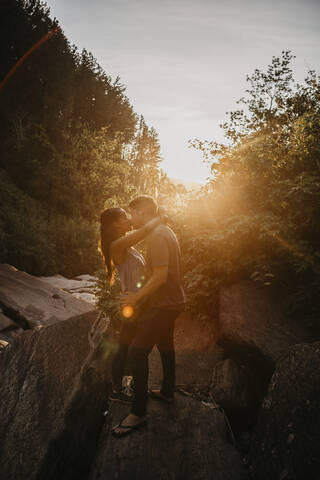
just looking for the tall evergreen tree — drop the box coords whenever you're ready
[0,0,163,276]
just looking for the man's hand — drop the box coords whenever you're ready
[120,265,168,310]
[120,291,141,308]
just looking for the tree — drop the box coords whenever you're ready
[0,0,163,276]
[189,52,320,328]
[126,115,162,197]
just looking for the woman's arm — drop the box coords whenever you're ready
[110,217,161,264]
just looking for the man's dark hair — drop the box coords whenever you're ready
[129,195,158,216]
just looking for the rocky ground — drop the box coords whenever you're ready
[0,264,319,480]
[39,273,98,305]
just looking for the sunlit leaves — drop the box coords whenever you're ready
[187,52,320,328]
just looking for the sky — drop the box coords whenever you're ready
[47,0,320,184]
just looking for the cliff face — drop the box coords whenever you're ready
[0,264,110,480]
[214,281,320,479]
[0,265,318,479]
[0,264,247,480]
[249,342,320,480]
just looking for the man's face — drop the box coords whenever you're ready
[129,207,146,229]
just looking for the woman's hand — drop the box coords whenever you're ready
[145,208,170,232]
[158,206,170,224]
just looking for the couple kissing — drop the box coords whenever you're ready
[99,195,186,438]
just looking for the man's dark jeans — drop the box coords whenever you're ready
[128,307,181,417]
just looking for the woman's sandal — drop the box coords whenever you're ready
[148,389,174,403]
[111,416,147,438]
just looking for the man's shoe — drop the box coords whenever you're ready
[109,390,134,404]
[148,389,174,403]
[111,415,147,438]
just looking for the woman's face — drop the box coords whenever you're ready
[114,209,132,236]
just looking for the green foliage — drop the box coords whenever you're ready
[188,51,320,329]
[93,269,123,330]
[2,2,318,334]
[125,115,163,198]
[0,168,101,275]
[0,169,56,274]
[0,0,163,276]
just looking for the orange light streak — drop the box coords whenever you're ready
[0,26,60,93]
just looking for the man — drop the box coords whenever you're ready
[112,195,186,437]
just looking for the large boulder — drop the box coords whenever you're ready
[90,392,249,480]
[249,342,320,480]
[211,358,257,409]
[0,307,23,341]
[0,264,96,329]
[217,281,313,382]
[0,264,112,479]
[210,358,265,434]
[39,273,98,305]
[214,281,316,434]
[0,311,111,480]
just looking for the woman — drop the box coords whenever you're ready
[99,207,160,403]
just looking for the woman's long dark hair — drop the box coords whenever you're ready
[98,207,126,285]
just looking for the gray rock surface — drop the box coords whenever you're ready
[0,264,96,329]
[211,358,255,411]
[90,393,249,480]
[218,280,313,369]
[0,308,22,349]
[249,342,320,480]
[75,274,98,283]
[0,308,15,330]
[0,310,110,480]
[39,273,98,305]
[71,291,97,304]
[38,273,97,291]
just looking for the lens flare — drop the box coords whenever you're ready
[122,305,134,319]
[0,27,60,93]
